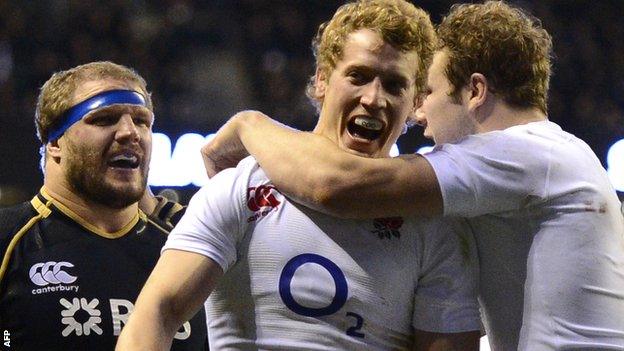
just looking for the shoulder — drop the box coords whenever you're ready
[180,157,264,230]
[0,201,39,267]
[425,122,565,185]
[440,122,562,161]
[208,156,265,188]
[193,156,269,204]
[239,155,270,185]
[0,202,36,239]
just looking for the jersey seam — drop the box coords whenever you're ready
[0,199,52,285]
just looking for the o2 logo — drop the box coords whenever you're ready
[278,253,365,338]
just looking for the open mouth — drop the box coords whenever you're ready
[347,116,384,141]
[108,153,140,169]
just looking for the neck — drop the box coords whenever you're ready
[477,100,547,133]
[43,178,139,234]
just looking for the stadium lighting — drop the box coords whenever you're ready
[607,139,624,192]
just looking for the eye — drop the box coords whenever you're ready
[133,114,152,127]
[89,114,117,126]
[347,70,367,85]
[384,79,406,96]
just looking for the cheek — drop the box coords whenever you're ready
[143,141,152,158]
[421,95,435,112]
[141,129,152,142]
[430,94,455,117]
[332,78,360,99]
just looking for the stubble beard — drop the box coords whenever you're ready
[64,140,147,209]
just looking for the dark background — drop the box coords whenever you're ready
[1,0,623,205]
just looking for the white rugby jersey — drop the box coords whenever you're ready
[164,157,480,350]
[424,120,624,351]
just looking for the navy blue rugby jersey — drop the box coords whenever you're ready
[0,188,207,350]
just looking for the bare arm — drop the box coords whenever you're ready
[202,111,442,218]
[413,330,480,351]
[115,249,223,350]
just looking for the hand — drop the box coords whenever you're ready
[201,111,262,177]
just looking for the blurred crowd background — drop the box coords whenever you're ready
[0,0,623,205]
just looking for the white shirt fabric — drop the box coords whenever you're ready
[424,120,624,351]
[164,157,480,350]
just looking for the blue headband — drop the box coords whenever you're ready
[47,89,148,142]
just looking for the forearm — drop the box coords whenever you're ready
[115,300,178,351]
[116,250,222,350]
[115,277,185,351]
[236,112,345,212]
[236,113,442,218]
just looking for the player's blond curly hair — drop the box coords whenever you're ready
[306,0,436,111]
[36,61,152,144]
[437,1,552,113]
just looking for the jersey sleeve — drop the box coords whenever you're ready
[423,133,550,217]
[162,158,256,272]
[412,218,481,333]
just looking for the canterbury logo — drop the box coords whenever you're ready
[29,261,78,286]
[247,185,281,212]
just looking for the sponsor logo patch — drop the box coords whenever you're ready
[60,297,103,336]
[29,261,79,295]
[247,185,282,222]
[372,217,404,239]
[57,298,192,339]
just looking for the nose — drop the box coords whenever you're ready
[115,114,140,143]
[360,78,387,110]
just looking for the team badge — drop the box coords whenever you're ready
[247,185,282,222]
[372,217,404,239]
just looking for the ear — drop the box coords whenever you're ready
[314,68,328,101]
[46,139,62,159]
[467,73,488,111]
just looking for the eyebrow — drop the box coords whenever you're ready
[345,64,411,83]
[83,105,153,121]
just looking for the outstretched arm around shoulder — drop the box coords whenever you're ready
[202,111,443,218]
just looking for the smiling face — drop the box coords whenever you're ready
[416,50,476,144]
[313,29,419,158]
[58,79,153,208]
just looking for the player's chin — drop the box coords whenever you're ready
[107,179,145,198]
[110,187,144,208]
[342,136,385,158]
[90,180,144,209]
